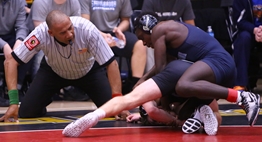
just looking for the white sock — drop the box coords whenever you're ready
[193,110,201,120]
[91,109,106,120]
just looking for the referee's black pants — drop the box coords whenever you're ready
[19,60,112,118]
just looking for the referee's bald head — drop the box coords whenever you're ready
[46,10,69,29]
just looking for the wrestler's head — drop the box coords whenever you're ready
[134,12,158,47]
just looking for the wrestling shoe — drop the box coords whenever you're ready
[239,91,260,126]
[199,105,218,135]
[182,118,202,134]
[62,113,99,137]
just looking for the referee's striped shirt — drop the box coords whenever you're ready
[13,16,114,80]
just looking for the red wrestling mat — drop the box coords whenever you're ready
[0,126,261,142]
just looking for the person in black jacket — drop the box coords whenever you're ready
[232,0,262,91]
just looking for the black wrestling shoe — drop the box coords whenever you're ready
[182,118,202,134]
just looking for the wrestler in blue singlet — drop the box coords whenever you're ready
[152,23,236,96]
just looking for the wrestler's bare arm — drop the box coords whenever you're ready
[151,21,187,74]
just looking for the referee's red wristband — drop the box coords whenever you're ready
[112,93,123,98]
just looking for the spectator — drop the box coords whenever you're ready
[25,5,31,14]
[24,0,32,14]
[0,0,29,107]
[232,0,262,91]
[141,0,195,25]
[130,0,143,10]
[79,0,147,91]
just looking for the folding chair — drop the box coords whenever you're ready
[220,0,235,45]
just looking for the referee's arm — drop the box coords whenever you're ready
[0,47,20,122]
[105,58,122,96]
[4,50,19,91]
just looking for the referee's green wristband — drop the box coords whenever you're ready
[8,90,19,105]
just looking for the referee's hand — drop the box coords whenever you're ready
[0,104,19,122]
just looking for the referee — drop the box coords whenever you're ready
[0,10,123,122]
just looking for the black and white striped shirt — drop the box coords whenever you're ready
[13,17,114,79]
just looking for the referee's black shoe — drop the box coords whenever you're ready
[0,97,9,107]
